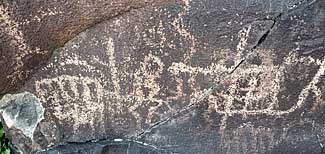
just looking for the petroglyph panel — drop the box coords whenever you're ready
[0,0,177,95]
[2,0,324,153]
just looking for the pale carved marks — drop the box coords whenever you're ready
[140,49,325,153]
[167,49,282,127]
[34,75,105,137]
[310,68,325,112]
[291,55,325,112]
[236,24,253,57]
[31,4,324,136]
[28,36,116,140]
[105,37,120,96]
[12,3,324,152]
[27,35,174,139]
[236,20,275,59]
[0,0,179,96]
[25,6,213,140]
[131,54,171,126]
[0,4,46,93]
[171,0,198,63]
[167,48,324,128]
[29,7,63,24]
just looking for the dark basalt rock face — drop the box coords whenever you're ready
[0,0,324,153]
[0,0,175,95]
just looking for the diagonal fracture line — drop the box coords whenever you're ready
[134,11,281,140]
[134,0,319,140]
[134,15,278,140]
[36,138,168,153]
[135,57,245,139]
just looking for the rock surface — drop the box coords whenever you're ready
[0,0,175,95]
[0,92,44,154]
[0,0,325,153]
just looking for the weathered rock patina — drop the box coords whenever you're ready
[0,0,176,95]
[0,0,324,153]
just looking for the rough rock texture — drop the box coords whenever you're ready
[0,0,176,95]
[0,0,325,153]
[0,92,44,154]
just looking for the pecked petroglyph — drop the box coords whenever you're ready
[2,0,325,153]
[169,48,324,126]
[0,0,179,96]
[0,5,46,87]
[171,0,198,63]
[22,7,324,138]
[26,36,176,136]
[34,75,105,132]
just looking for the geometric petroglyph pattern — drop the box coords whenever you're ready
[29,36,177,136]
[30,33,325,138]
[21,0,325,144]
[0,0,321,153]
[171,50,324,122]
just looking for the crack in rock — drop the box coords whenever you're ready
[133,12,282,140]
[134,58,244,139]
[36,138,168,154]
[133,0,322,140]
